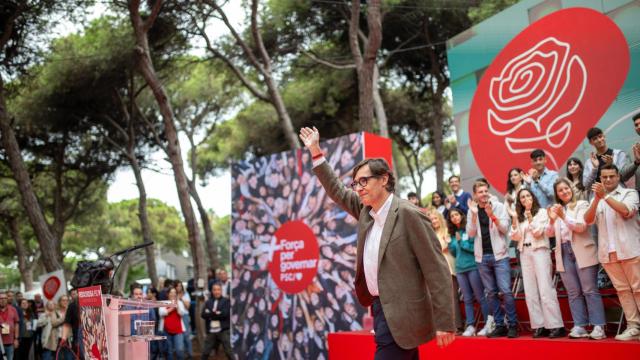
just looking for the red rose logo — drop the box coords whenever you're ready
[469,8,629,193]
[43,276,61,300]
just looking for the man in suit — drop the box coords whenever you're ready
[201,283,232,359]
[299,127,455,360]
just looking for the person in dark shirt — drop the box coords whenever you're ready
[201,283,232,359]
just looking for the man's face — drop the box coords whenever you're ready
[35,294,42,302]
[0,293,7,309]
[600,169,619,192]
[6,291,13,302]
[132,288,144,300]
[353,165,388,208]
[634,118,640,136]
[532,156,546,172]
[589,133,607,150]
[16,292,23,301]
[212,285,222,298]
[449,177,460,192]
[408,196,419,205]
[474,185,490,205]
[219,270,228,282]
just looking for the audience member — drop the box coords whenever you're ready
[447,175,472,214]
[504,167,527,211]
[467,181,518,338]
[509,189,565,338]
[583,127,628,191]
[447,208,493,337]
[37,300,64,360]
[524,149,558,208]
[546,178,606,339]
[159,287,188,359]
[620,113,640,192]
[0,290,20,360]
[585,164,640,341]
[201,283,233,359]
[565,158,587,201]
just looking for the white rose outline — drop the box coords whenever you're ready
[487,37,587,168]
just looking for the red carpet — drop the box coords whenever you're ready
[328,331,639,360]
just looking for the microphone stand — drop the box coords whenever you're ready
[109,242,155,295]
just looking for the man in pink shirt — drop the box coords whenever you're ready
[585,164,640,341]
[0,290,20,360]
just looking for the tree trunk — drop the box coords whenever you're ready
[372,64,388,137]
[7,216,34,291]
[0,78,63,272]
[131,156,159,288]
[128,0,207,347]
[115,256,131,294]
[264,75,300,149]
[189,183,219,270]
[432,109,445,192]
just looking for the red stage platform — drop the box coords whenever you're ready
[328,331,639,360]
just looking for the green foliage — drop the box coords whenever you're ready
[468,0,520,24]
[211,214,230,270]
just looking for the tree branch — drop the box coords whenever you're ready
[143,0,164,32]
[302,51,356,70]
[348,0,363,68]
[250,0,272,73]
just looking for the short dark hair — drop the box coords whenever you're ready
[129,282,142,294]
[633,112,640,122]
[472,180,489,193]
[599,164,619,176]
[530,149,546,159]
[586,127,603,141]
[476,177,490,188]
[448,175,460,183]
[407,192,417,198]
[352,158,395,192]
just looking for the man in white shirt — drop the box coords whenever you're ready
[299,127,455,359]
[585,164,640,341]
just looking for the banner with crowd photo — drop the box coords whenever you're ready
[447,0,640,193]
[230,132,392,360]
[78,285,109,360]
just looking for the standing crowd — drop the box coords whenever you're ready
[409,114,640,341]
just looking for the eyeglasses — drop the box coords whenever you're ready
[350,175,380,190]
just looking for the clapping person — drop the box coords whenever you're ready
[545,178,606,339]
[431,190,449,219]
[159,287,188,360]
[508,189,565,338]
[524,149,558,208]
[584,164,640,341]
[447,208,493,337]
[447,175,472,214]
[37,301,64,360]
[620,112,640,193]
[583,127,628,191]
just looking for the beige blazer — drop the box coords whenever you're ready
[314,161,455,349]
[544,201,598,272]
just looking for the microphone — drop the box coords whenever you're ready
[111,242,154,257]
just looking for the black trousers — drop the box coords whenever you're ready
[372,298,419,360]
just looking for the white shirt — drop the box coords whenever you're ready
[363,194,393,296]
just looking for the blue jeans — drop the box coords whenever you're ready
[560,242,606,326]
[167,332,185,360]
[2,344,13,360]
[42,349,55,360]
[477,254,518,326]
[457,269,489,326]
[182,314,193,356]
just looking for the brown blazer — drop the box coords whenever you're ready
[314,161,455,349]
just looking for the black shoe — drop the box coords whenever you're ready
[549,327,567,338]
[487,325,509,338]
[507,326,519,338]
[533,328,550,338]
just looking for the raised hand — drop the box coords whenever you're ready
[468,199,478,214]
[524,209,533,222]
[448,194,457,206]
[633,143,640,162]
[591,182,606,199]
[555,205,565,220]
[590,152,599,168]
[506,205,517,219]
[299,127,320,149]
[547,206,558,221]
[601,154,613,166]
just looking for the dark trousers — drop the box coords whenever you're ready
[372,298,418,360]
[201,329,233,359]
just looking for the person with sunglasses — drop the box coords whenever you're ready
[299,127,455,360]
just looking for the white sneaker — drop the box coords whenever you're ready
[462,325,476,337]
[589,325,606,340]
[477,315,495,336]
[568,326,589,338]
[614,327,640,341]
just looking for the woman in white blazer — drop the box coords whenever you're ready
[509,188,565,338]
[545,178,606,339]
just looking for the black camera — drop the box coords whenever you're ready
[70,258,115,292]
